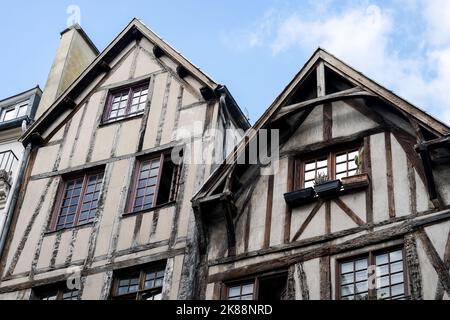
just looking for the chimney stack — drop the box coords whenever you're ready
[36,24,99,118]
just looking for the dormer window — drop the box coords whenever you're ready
[103,81,149,123]
[0,101,28,122]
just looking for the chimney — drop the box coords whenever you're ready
[36,24,99,118]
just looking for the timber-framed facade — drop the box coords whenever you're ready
[0,20,449,301]
[192,49,450,300]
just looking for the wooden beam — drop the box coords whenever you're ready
[417,228,450,296]
[435,229,450,300]
[404,233,423,300]
[273,87,374,121]
[333,198,365,226]
[385,132,396,218]
[284,157,295,243]
[320,256,331,299]
[207,211,450,283]
[364,136,373,225]
[263,175,274,249]
[317,61,326,97]
[323,102,332,141]
[292,200,324,242]
[296,262,310,300]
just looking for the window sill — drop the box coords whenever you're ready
[122,201,176,218]
[99,113,144,127]
[45,221,94,235]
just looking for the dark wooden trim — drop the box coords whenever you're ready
[320,256,331,300]
[435,229,450,300]
[407,158,417,215]
[209,207,450,267]
[292,200,324,242]
[416,228,450,296]
[323,102,332,141]
[263,175,274,249]
[404,233,423,299]
[296,262,309,300]
[333,198,364,226]
[285,265,296,300]
[363,136,373,224]
[385,132,396,218]
[325,200,331,234]
[284,157,294,243]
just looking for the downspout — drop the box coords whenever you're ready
[0,141,32,258]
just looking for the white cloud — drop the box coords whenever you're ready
[423,0,450,45]
[225,1,450,125]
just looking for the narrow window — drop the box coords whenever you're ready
[128,151,181,213]
[338,247,407,300]
[111,264,165,300]
[227,282,255,300]
[52,170,104,231]
[32,284,79,300]
[104,82,149,122]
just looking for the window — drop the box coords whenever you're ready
[338,247,407,300]
[103,82,149,122]
[296,145,362,189]
[225,271,288,300]
[32,284,79,300]
[52,169,104,231]
[128,150,182,213]
[111,264,165,300]
[335,149,359,180]
[0,101,28,122]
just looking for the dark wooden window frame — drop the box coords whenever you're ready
[50,167,105,231]
[126,149,182,214]
[295,141,362,189]
[222,269,287,300]
[335,245,409,300]
[102,79,150,124]
[110,262,166,300]
[32,283,79,300]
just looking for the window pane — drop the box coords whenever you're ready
[228,286,241,298]
[336,163,347,174]
[2,108,16,121]
[377,275,389,288]
[242,284,254,295]
[341,273,354,285]
[341,284,354,296]
[391,272,404,285]
[355,259,368,271]
[389,250,403,262]
[355,270,367,282]
[375,253,388,265]
[336,153,347,163]
[341,261,354,274]
[305,162,316,171]
[391,261,403,273]
[391,284,404,297]
[304,170,315,181]
[355,281,368,293]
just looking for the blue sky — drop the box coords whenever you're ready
[1,0,449,125]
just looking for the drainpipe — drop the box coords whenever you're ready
[0,141,32,258]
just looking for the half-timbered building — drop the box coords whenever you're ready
[193,49,450,300]
[0,19,249,300]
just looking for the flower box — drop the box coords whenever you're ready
[284,187,316,208]
[314,179,342,197]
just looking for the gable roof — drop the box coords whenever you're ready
[21,18,249,145]
[193,48,450,199]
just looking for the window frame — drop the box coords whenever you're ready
[126,149,182,214]
[50,168,105,231]
[0,100,28,123]
[336,245,409,300]
[222,269,288,300]
[102,80,150,124]
[110,263,166,300]
[295,142,362,189]
[32,284,80,300]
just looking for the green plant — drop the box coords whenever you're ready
[314,172,329,185]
